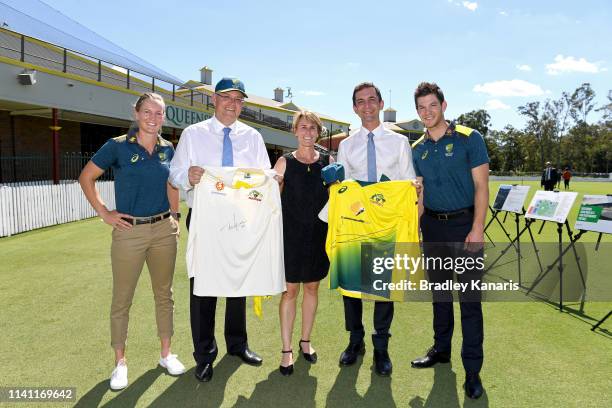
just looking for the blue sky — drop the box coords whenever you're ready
[33,0,612,131]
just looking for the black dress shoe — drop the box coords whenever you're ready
[230,347,263,366]
[410,347,450,368]
[464,372,484,399]
[373,350,393,376]
[299,339,317,363]
[279,350,294,376]
[195,362,213,382]
[339,341,365,366]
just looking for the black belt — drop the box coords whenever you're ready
[122,212,171,225]
[424,206,474,221]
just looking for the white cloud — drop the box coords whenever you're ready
[300,90,325,96]
[499,11,508,16]
[516,64,532,72]
[462,1,478,11]
[473,79,545,97]
[485,99,510,110]
[546,55,603,75]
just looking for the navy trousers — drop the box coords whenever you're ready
[420,211,484,373]
[187,209,248,364]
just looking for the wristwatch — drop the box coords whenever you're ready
[171,211,181,220]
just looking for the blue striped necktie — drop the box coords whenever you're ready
[222,127,233,167]
[367,132,377,182]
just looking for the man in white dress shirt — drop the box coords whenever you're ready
[336,82,417,377]
[169,77,271,382]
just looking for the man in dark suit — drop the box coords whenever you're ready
[541,161,559,191]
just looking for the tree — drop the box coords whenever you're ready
[494,126,526,172]
[517,101,556,169]
[545,92,572,168]
[595,90,612,125]
[455,109,491,136]
[569,83,596,124]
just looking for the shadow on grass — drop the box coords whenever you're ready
[147,354,241,407]
[539,301,612,339]
[408,364,489,408]
[234,358,317,407]
[325,357,396,407]
[74,367,163,408]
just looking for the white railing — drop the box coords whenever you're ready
[0,181,115,237]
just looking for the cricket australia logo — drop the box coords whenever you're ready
[248,190,263,201]
[445,143,454,157]
[158,152,166,161]
[370,193,386,207]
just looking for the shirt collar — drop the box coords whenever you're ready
[424,121,455,143]
[359,122,384,139]
[211,115,237,134]
[127,128,163,147]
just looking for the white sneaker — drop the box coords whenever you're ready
[110,360,128,390]
[159,354,186,375]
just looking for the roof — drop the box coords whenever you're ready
[0,0,184,85]
[182,83,349,125]
[394,119,424,132]
[382,122,404,132]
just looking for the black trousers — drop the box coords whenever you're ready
[187,209,248,364]
[420,211,484,374]
[343,296,394,350]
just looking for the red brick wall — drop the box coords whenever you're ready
[0,110,13,157]
[0,111,81,156]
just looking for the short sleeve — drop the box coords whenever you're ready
[91,139,117,170]
[467,130,489,168]
[162,140,175,162]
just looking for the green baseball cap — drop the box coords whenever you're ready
[215,77,248,98]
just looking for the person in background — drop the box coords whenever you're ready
[273,111,332,376]
[562,167,572,190]
[541,161,559,191]
[79,92,185,391]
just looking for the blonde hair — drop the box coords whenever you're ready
[134,92,165,112]
[292,110,323,135]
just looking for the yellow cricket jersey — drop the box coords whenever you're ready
[326,180,423,301]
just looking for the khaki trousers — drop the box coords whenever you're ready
[109,216,179,349]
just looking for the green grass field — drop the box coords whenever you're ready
[0,180,610,407]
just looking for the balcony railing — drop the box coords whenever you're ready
[0,27,303,135]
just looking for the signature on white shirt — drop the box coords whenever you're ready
[220,213,247,232]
